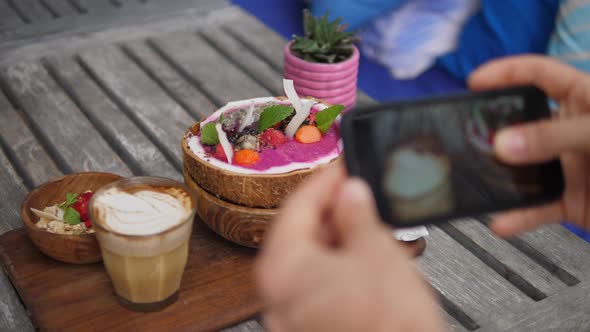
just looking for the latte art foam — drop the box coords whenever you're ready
[93,188,192,236]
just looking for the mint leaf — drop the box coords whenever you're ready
[258,105,294,133]
[59,193,78,210]
[316,105,344,134]
[200,122,219,145]
[63,207,81,225]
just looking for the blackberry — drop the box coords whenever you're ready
[241,124,259,136]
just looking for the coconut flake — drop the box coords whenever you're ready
[238,101,256,132]
[283,79,302,114]
[285,100,316,139]
[31,208,63,222]
[216,123,234,164]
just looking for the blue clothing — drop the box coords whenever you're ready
[548,0,590,73]
[311,0,408,31]
[438,0,560,80]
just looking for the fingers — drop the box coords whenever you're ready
[468,55,585,100]
[489,201,565,237]
[264,162,346,253]
[330,178,388,250]
[494,117,590,164]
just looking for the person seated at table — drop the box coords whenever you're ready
[256,55,590,331]
[310,0,560,80]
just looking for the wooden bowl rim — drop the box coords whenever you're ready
[183,168,280,215]
[20,172,123,240]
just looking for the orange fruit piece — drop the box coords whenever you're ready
[235,149,260,165]
[295,125,322,144]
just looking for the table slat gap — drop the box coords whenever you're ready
[477,218,581,286]
[45,54,181,181]
[221,23,284,73]
[64,0,87,14]
[0,62,133,176]
[122,39,216,119]
[118,43,207,121]
[436,290,480,331]
[198,29,283,96]
[439,223,547,301]
[37,0,62,19]
[149,32,270,105]
[76,53,185,172]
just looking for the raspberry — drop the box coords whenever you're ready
[260,128,287,149]
[213,144,228,162]
[72,192,94,222]
[84,219,92,229]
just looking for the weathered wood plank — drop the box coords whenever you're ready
[0,145,27,234]
[222,319,265,332]
[46,55,181,181]
[417,226,532,327]
[223,10,286,72]
[482,279,590,331]
[0,271,34,332]
[75,0,116,12]
[150,31,269,106]
[0,0,25,31]
[78,45,196,170]
[121,40,216,119]
[449,219,566,296]
[43,0,79,17]
[200,26,283,96]
[0,90,62,188]
[0,62,133,177]
[8,0,54,22]
[517,224,590,281]
[440,310,469,332]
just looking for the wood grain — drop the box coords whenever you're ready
[483,279,590,331]
[417,226,531,328]
[200,27,284,96]
[78,45,196,171]
[0,62,133,177]
[0,89,63,188]
[184,167,277,248]
[8,0,54,23]
[449,219,566,296]
[0,135,35,332]
[122,40,216,119]
[20,172,123,264]
[0,221,261,331]
[150,31,269,106]
[46,55,181,182]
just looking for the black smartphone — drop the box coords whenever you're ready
[342,86,565,227]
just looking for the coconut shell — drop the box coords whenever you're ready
[183,126,336,208]
[181,97,341,208]
[183,167,277,248]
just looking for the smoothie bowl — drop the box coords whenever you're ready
[182,79,344,209]
[182,80,343,246]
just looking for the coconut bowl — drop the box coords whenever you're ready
[182,122,335,209]
[20,172,123,264]
[184,167,276,248]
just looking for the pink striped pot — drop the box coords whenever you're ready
[284,42,360,111]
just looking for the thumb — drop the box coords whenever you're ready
[494,117,590,164]
[331,178,384,249]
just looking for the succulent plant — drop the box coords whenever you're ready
[291,9,357,64]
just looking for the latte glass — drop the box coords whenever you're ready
[89,177,196,312]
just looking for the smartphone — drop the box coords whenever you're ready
[342,86,565,227]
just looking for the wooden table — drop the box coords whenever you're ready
[0,2,589,331]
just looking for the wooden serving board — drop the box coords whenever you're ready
[0,219,260,332]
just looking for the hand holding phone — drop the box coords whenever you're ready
[342,85,565,227]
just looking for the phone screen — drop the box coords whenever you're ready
[343,87,564,227]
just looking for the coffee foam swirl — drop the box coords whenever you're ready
[93,188,191,236]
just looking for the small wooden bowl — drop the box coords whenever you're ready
[185,168,427,256]
[184,168,275,248]
[20,172,123,264]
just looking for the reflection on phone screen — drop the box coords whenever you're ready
[380,95,545,224]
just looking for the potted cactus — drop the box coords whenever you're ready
[284,10,360,111]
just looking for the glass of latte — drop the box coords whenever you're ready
[89,177,196,312]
